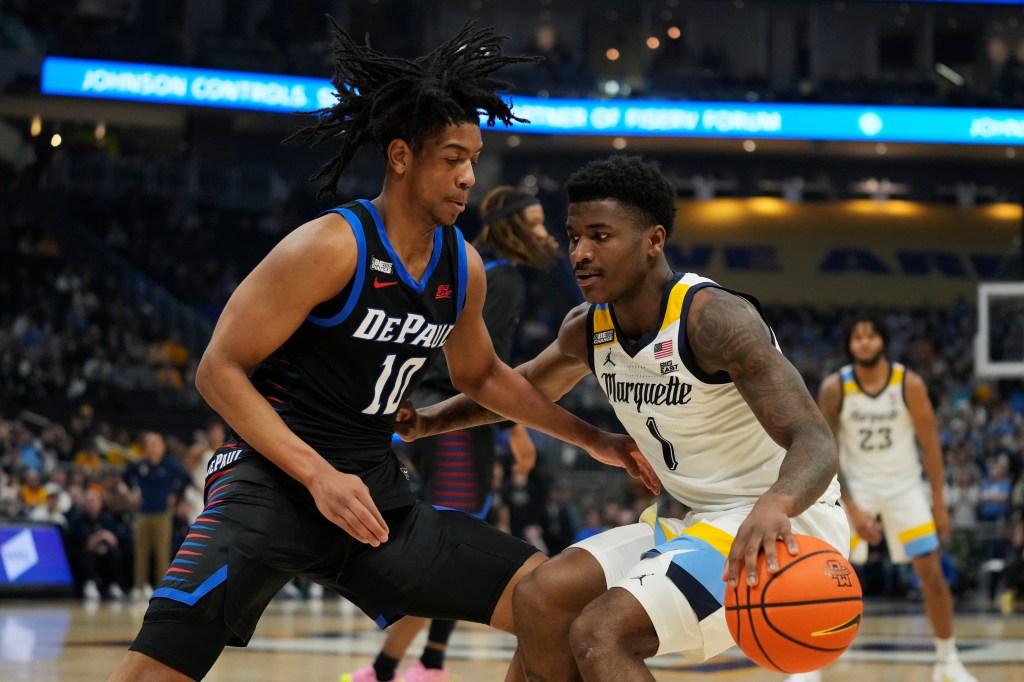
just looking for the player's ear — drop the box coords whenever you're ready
[647,224,667,256]
[386,138,411,176]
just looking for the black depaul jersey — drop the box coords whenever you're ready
[246,199,468,508]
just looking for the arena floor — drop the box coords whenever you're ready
[2,596,1022,681]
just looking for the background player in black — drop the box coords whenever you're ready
[344,186,558,682]
[106,20,657,682]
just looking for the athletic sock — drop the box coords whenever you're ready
[420,645,446,670]
[373,651,399,681]
[427,619,457,648]
[935,636,956,662]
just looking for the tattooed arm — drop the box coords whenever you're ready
[685,287,838,587]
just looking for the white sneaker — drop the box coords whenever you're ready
[932,660,977,682]
[785,672,822,682]
[83,580,101,601]
[309,583,324,600]
[108,583,125,600]
[130,587,148,602]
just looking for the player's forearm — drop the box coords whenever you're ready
[455,362,598,450]
[416,393,506,436]
[767,425,839,517]
[920,446,946,504]
[195,357,331,486]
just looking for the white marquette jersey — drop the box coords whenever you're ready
[837,362,922,494]
[587,272,840,512]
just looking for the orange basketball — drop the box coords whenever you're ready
[724,534,862,674]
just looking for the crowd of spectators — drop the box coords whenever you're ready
[3,231,1023,605]
[0,97,1022,611]
[0,191,202,412]
[0,407,222,601]
[65,191,288,321]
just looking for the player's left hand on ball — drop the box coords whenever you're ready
[722,493,797,587]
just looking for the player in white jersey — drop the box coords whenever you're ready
[792,317,975,682]
[396,156,849,681]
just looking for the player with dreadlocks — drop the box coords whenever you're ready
[106,19,657,682]
[343,185,559,682]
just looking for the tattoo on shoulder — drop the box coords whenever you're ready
[689,291,772,374]
[692,291,836,505]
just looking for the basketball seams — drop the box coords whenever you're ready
[728,584,744,648]
[724,595,862,610]
[724,538,862,674]
[761,548,840,596]
[759,549,861,656]
[743,582,786,672]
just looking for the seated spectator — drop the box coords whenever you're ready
[28,482,68,529]
[573,508,605,544]
[979,455,1013,523]
[74,442,104,478]
[20,469,47,510]
[67,488,125,600]
[0,470,22,518]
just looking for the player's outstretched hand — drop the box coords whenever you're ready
[394,400,426,442]
[308,469,389,546]
[722,493,796,587]
[587,432,661,495]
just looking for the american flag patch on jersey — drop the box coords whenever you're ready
[653,340,673,359]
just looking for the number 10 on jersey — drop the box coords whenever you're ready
[363,354,426,415]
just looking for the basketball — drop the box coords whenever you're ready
[724,534,863,674]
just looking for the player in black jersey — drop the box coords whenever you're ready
[344,186,558,682]
[106,20,657,682]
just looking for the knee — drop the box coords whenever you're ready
[915,553,947,588]
[568,609,610,664]
[512,557,577,606]
[512,560,559,618]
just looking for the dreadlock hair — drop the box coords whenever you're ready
[565,156,678,236]
[473,186,557,269]
[286,17,539,200]
[842,314,890,360]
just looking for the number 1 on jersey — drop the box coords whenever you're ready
[363,354,427,415]
[646,417,678,470]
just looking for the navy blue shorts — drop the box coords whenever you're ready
[129,456,537,680]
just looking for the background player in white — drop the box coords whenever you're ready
[397,155,849,681]
[793,317,975,682]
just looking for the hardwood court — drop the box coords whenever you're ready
[2,596,1022,681]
